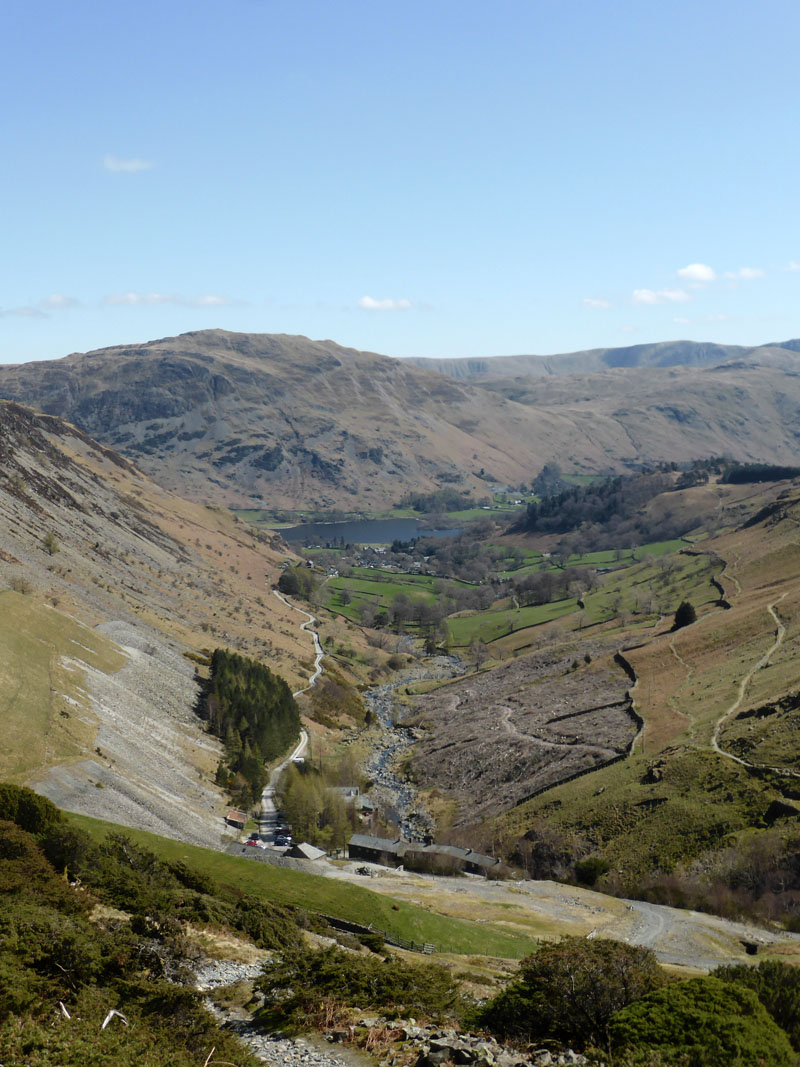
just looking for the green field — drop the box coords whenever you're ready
[580,550,720,626]
[495,540,686,581]
[68,813,535,958]
[326,569,464,622]
[447,597,581,646]
[447,544,719,646]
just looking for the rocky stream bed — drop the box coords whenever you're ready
[363,655,465,841]
[196,959,586,1067]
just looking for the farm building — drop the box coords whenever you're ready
[404,843,501,875]
[348,834,407,867]
[347,835,502,876]
[225,808,247,830]
[287,842,327,861]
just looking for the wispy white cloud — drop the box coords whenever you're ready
[677,262,716,283]
[724,267,764,280]
[582,297,611,309]
[103,155,154,173]
[40,293,79,309]
[673,317,690,325]
[633,288,690,305]
[104,291,233,308]
[194,294,229,307]
[0,305,47,319]
[358,295,413,311]
[0,293,80,318]
[788,261,800,272]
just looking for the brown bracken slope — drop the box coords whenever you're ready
[3,330,800,509]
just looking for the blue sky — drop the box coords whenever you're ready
[3,0,800,363]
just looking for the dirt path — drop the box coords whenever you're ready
[498,704,612,758]
[272,590,325,695]
[256,590,325,839]
[712,595,787,764]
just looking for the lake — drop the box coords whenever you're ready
[278,517,461,545]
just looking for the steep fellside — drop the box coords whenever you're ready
[0,400,312,843]
[4,331,800,511]
[0,331,570,509]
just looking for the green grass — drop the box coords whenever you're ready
[495,540,686,581]
[499,745,776,885]
[580,551,720,625]
[67,813,535,958]
[0,592,126,780]
[325,570,471,623]
[447,597,580,646]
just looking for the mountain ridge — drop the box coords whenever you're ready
[407,338,800,379]
[3,330,800,511]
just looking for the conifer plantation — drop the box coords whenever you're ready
[204,650,300,806]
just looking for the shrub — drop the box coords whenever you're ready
[575,856,610,886]
[711,959,800,1050]
[255,943,461,1023]
[475,936,664,1049]
[0,783,64,836]
[672,601,697,631]
[609,976,796,1066]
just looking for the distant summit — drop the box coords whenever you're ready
[407,338,800,380]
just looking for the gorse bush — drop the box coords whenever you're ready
[0,811,263,1065]
[0,784,302,952]
[711,960,800,1051]
[255,943,462,1024]
[475,937,664,1049]
[609,976,797,1067]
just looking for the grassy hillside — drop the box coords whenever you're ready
[0,591,125,781]
[68,812,535,959]
[483,487,800,908]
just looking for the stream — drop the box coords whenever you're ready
[363,655,464,841]
[275,583,463,841]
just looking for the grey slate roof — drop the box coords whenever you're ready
[348,833,406,854]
